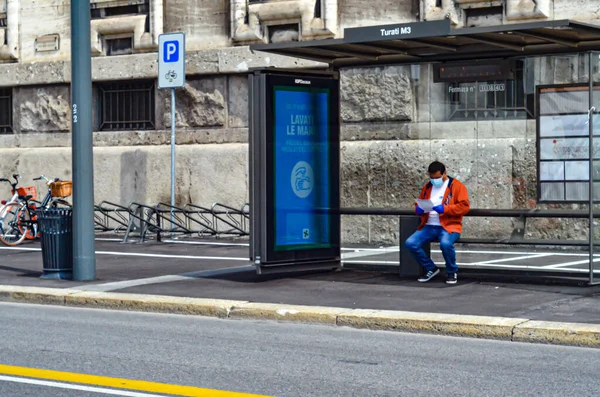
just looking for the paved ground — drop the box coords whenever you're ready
[1,302,599,397]
[1,237,600,324]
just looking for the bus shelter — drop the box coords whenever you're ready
[249,19,600,285]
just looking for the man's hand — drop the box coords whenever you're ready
[432,205,444,214]
[416,206,425,215]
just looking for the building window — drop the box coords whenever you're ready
[0,88,12,134]
[91,0,150,32]
[97,81,155,131]
[103,36,133,56]
[436,60,534,121]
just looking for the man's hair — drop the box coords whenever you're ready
[428,161,446,175]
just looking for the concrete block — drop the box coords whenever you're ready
[0,286,69,305]
[65,291,247,319]
[228,75,249,128]
[337,309,527,339]
[230,302,347,324]
[513,320,600,347]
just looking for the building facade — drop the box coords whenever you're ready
[0,0,599,244]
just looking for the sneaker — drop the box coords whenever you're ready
[446,273,458,285]
[418,269,440,283]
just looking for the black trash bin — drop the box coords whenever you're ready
[36,208,73,280]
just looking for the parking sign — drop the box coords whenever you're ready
[158,32,185,89]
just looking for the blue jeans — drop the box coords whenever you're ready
[405,225,460,274]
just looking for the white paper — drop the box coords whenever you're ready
[416,199,434,212]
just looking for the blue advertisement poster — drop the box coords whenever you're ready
[273,86,332,251]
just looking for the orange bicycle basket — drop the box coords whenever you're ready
[50,180,72,198]
[12,186,38,200]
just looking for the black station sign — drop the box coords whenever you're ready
[343,20,451,43]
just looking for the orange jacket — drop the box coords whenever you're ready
[416,177,470,234]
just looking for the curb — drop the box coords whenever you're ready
[1,285,599,348]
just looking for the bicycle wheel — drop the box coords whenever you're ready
[17,205,38,240]
[0,202,29,246]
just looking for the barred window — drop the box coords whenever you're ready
[91,0,150,32]
[97,81,155,131]
[444,61,534,121]
[0,88,12,134]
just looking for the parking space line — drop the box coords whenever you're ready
[0,364,269,397]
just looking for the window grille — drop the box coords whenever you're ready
[446,62,534,121]
[0,88,12,134]
[98,81,155,131]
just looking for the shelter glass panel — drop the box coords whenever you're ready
[591,52,600,284]
[336,54,600,277]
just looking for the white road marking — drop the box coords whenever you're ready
[461,253,554,266]
[0,246,39,252]
[162,239,250,247]
[0,375,168,397]
[73,265,254,292]
[98,237,251,247]
[0,246,248,261]
[342,247,399,260]
[542,258,600,269]
[341,260,583,270]
[1,244,597,270]
[96,251,249,261]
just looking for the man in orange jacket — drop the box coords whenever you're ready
[405,161,470,284]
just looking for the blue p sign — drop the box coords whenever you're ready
[163,41,179,63]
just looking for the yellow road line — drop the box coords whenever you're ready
[0,364,271,397]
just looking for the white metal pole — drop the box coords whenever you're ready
[171,88,176,238]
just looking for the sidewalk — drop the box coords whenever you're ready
[1,239,600,347]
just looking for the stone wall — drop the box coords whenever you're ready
[0,144,248,208]
[165,0,229,50]
[0,56,594,246]
[14,85,70,133]
[339,0,416,30]
[3,0,600,246]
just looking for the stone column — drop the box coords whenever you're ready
[3,0,18,60]
[231,0,261,43]
[152,0,163,44]
[323,0,338,37]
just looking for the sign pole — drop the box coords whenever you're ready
[71,0,96,281]
[158,32,185,239]
[171,87,176,238]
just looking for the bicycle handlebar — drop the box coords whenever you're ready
[34,175,60,185]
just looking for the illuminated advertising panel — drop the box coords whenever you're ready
[251,71,340,270]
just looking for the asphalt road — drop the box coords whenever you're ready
[0,303,599,397]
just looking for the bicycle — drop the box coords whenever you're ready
[0,176,71,246]
[0,174,37,245]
